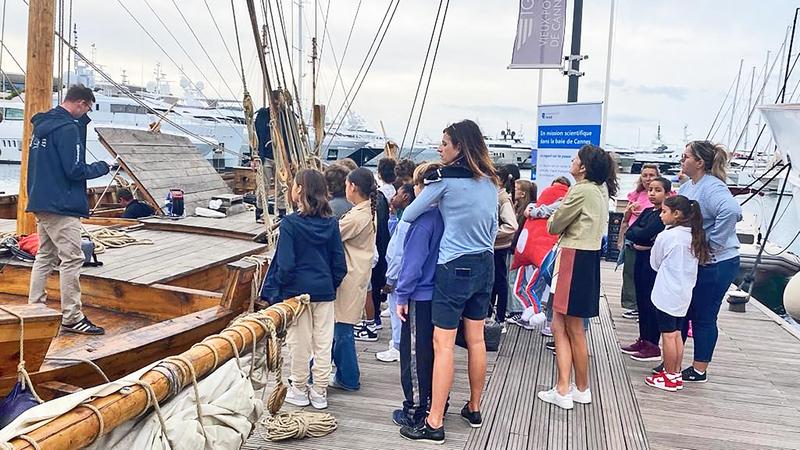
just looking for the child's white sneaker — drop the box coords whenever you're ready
[285,383,310,407]
[376,346,400,362]
[537,387,574,410]
[309,387,328,409]
[570,384,592,404]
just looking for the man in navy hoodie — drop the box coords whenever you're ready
[27,85,111,335]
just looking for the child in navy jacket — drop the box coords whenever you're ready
[261,169,347,409]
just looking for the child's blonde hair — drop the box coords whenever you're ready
[412,161,443,186]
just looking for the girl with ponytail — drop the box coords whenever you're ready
[675,141,742,382]
[330,167,378,390]
[645,195,709,392]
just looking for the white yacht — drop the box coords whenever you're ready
[484,127,532,168]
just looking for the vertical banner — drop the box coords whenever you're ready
[534,102,603,190]
[508,0,567,69]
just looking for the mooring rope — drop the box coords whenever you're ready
[84,227,153,254]
[0,305,44,404]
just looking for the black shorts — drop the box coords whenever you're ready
[656,309,685,333]
[431,251,494,330]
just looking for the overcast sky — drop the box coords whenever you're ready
[2,0,798,150]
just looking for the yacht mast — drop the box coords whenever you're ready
[296,0,303,110]
[17,0,56,235]
[728,58,743,150]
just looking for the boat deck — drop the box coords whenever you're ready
[244,262,800,450]
[0,216,266,286]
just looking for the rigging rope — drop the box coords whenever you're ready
[325,0,400,153]
[121,0,246,144]
[408,0,449,157]
[203,0,241,80]
[400,0,446,153]
[322,0,362,109]
[0,305,45,405]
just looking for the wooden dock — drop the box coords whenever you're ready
[244,261,800,450]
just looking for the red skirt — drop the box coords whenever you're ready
[552,247,601,318]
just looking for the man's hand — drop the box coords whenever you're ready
[381,283,394,295]
[396,303,408,322]
[107,162,120,172]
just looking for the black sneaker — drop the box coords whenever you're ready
[354,323,378,342]
[392,409,417,427]
[545,341,556,351]
[651,362,664,374]
[62,317,105,335]
[505,312,522,324]
[400,420,445,445]
[681,366,707,383]
[460,403,482,428]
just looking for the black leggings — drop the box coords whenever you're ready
[633,249,660,345]
[490,248,511,322]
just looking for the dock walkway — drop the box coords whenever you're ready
[244,261,800,450]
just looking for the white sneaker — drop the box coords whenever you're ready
[285,384,310,407]
[570,385,592,404]
[309,387,328,409]
[376,346,400,362]
[537,387,573,410]
[380,308,391,318]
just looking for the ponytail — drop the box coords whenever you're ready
[664,195,711,264]
[347,167,379,230]
[688,140,728,181]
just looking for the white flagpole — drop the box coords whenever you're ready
[600,0,617,148]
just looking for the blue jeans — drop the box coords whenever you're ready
[332,322,360,390]
[682,256,741,363]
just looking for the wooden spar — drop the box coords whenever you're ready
[16,0,56,235]
[8,296,308,450]
[245,0,292,184]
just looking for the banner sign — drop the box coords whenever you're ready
[532,102,603,190]
[509,0,567,69]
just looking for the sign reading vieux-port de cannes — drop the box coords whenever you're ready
[533,101,603,191]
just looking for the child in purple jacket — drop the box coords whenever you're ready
[392,162,445,427]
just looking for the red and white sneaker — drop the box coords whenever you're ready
[645,371,679,392]
[672,373,684,390]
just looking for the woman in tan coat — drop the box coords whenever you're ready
[331,167,377,390]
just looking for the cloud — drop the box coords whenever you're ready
[630,85,689,101]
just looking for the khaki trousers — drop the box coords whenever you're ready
[286,301,335,394]
[28,212,85,325]
[257,158,287,211]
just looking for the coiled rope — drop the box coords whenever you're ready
[258,411,337,441]
[83,227,153,254]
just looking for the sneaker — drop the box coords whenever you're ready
[545,341,556,351]
[645,371,679,392]
[673,373,684,390]
[630,341,661,362]
[392,409,417,427]
[537,387,573,410]
[460,403,482,428]
[400,420,445,444]
[510,315,535,330]
[622,309,639,320]
[380,308,391,318]
[354,323,379,342]
[620,338,645,355]
[61,317,105,335]
[284,384,310,407]
[681,366,707,383]
[506,312,522,324]
[651,362,664,374]
[309,387,328,409]
[570,385,592,404]
[376,346,400,362]
[540,325,553,337]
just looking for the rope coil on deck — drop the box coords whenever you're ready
[84,227,153,254]
[258,411,337,441]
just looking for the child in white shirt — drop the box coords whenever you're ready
[646,195,711,392]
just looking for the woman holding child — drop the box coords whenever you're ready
[537,144,618,410]
[399,119,498,444]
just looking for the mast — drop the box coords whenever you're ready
[728,58,743,150]
[600,0,616,147]
[745,65,754,150]
[296,0,303,110]
[17,0,56,235]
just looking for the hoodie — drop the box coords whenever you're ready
[26,106,110,217]
[261,212,347,302]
